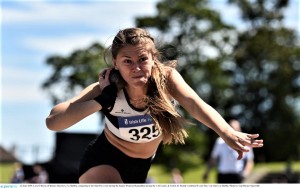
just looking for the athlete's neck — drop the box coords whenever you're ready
[125,85,147,101]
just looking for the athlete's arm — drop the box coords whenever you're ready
[46,82,102,131]
[167,68,233,135]
[167,68,263,159]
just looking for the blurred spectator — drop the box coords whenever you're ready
[203,119,254,183]
[171,168,183,183]
[145,176,156,183]
[284,160,292,181]
[11,162,24,183]
[29,164,49,183]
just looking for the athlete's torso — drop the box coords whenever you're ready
[103,89,163,158]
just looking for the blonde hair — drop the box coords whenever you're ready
[105,28,189,144]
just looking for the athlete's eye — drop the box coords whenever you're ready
[124,59,133,64]
[139,56,148,63]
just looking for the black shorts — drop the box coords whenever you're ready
[79,132,153,183]
[217,173,243,183]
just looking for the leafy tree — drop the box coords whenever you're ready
[136,0,238,169]
[42,0,300,168]
[136,0,300,163]
[227,0,300,161]
[42,0,233,171]
[42,43,106,105]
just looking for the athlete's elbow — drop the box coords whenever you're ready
[46,116,55,131]
[45,115,64,131]
[45,104,67,131]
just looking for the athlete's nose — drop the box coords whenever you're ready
[131,62,141,72]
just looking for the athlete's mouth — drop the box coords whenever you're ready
[132,75,144,79]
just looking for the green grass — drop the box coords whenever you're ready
[1,161,300,183]
[257,161,300,171]
[251,161,300,175]
[148,164,215,183]
[147,165,171,183]
[0,163,15,183]
[148,161,300,183]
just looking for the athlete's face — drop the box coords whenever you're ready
[114,44,154,88]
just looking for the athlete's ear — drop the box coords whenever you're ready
[113,59,118,70]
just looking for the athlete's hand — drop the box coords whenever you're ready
[221,129,263,160]
[98,68,112,90]
[94,69,118,110]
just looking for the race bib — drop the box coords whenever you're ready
[117,114,160,143]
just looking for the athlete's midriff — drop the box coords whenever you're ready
[104,127,163,159]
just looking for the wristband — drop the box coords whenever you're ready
[94,84,118,110]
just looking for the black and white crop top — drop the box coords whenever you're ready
[103,89,161,143]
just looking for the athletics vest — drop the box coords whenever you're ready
[103,89,161,143]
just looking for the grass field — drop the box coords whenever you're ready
[0,163,16,183]
[147,161,300,183]
[1,161,299,183]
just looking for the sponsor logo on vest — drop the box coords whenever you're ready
[118,114,153,128]
[115,109,131,114]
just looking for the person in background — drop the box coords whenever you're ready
[10,162,24,183]
[46,28,263,183]
[171,168,183,183]
[30,164,49,183]
[203,119,254,183]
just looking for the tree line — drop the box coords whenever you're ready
[42,0,300,169]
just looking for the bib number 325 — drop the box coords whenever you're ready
[128,125,160,141]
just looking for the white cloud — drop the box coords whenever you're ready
[210,0,299,32]
[2,66,49,103]
[2,1,158,30]
[3,1,158,55]
[209,0,246,30]
[2,0,159,103]
[23,33,107,55]
[283,0,299,32]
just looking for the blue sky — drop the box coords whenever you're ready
[1,0,299,164]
